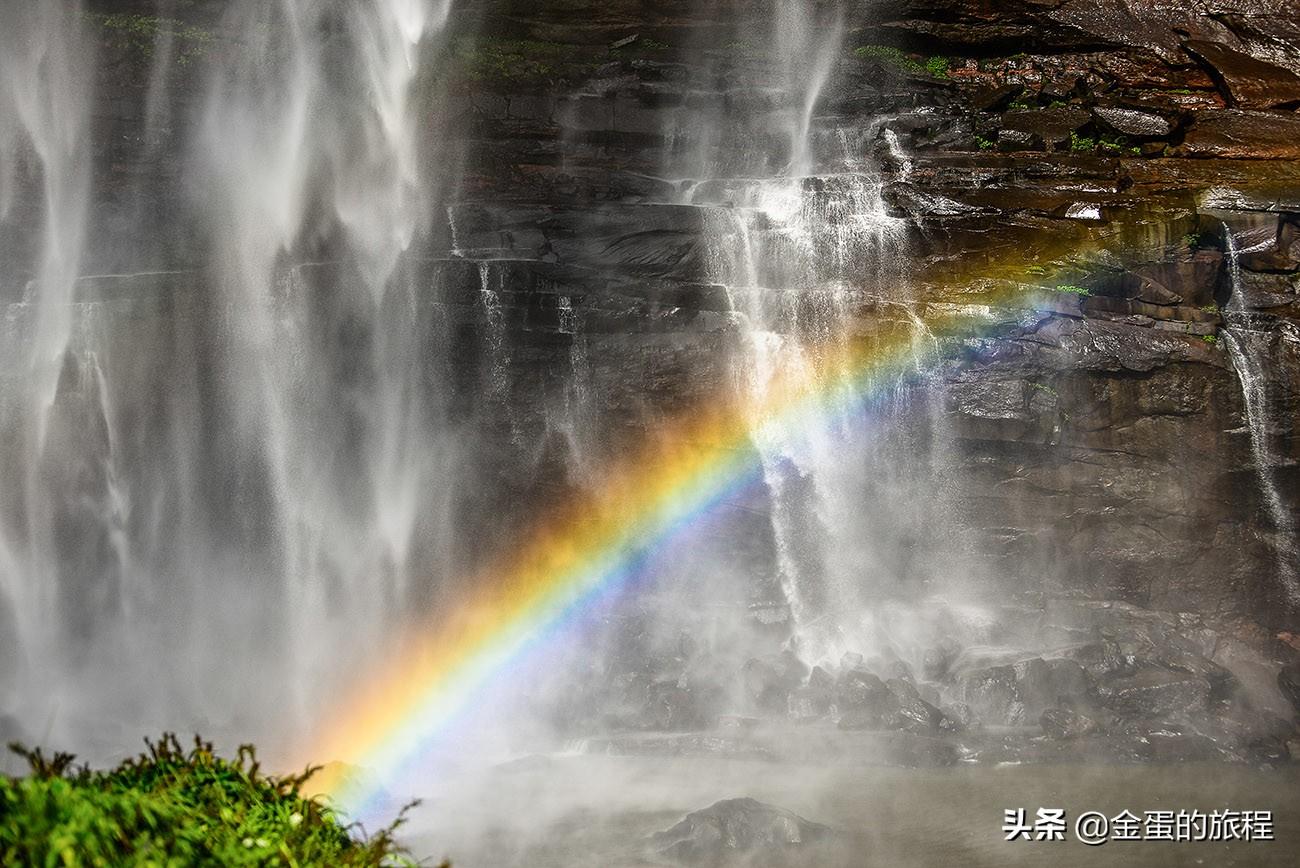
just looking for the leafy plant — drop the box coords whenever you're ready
[1052,284,1091,296]
[0,734,425,867]
[975,135,995,151]
[1202,334,1218,344]
[924,56,950,79]
[1070,133,1097,152]
[1098,133,1140,156]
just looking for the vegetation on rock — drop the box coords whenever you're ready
[0,734,421,867]
[855,44,949,78]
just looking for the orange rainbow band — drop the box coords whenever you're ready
[305,290,1034,813]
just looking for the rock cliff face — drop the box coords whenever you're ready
[445,0,1300,627]
[3,0,1297,754]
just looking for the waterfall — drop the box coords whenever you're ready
[1221,227,1299,601]
[667,0,932,663]
[0,0,460,754]
[0,0,94,715]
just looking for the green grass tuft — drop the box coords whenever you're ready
[923,55,950,79]
[0,734,426,867]
[855,45,948,78]
[1052,284,1090,296]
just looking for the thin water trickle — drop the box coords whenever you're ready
[1222,227,1299,600]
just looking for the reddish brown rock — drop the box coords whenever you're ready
[1180,110,1300,159]
[1183,40,1300,110]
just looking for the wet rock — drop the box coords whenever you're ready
[742,652,809,715]
[1240,219,1300,274]
[997,129,1034,151]
[1155,647,1235,698]
[884,678,946,734]
[1098,669,1212,718]
[1280,662,1300,716]
[958,664,1024,726]
[1000,106,1091,150]
[971,83,1023,113]
[941,702,978,732]
[808,665,835,691]
[787,685,834,722]
[1016,657,1095,720]
[1183,41,1300,110]
[1040,707,1100,740]
[638,681,716,731]
[651,797,841,866]
[1181,110,1300,159]
[1129,251,1224,308]
[885,659,916,683]
[834,669,895,729]
[922,641,960,681]
[1093,106,1172,138]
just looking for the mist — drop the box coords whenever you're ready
[2,1,1298,866]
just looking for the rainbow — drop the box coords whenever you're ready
[305,297,1025,814]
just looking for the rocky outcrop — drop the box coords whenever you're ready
[651,798,851,867]
[24,0,1299,760]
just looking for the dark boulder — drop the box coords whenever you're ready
[742,652,809,715]
[1098,669,1212,718]
[651,798,845,866]
[999,106,1091,150]
[958,664,1024,726]
[1015,657,1094,721]
[884,678,947,734]
[971,83,1024,113]
[1040,707,1101,740]
[835,667,892,709]
[922,642,960,681]
[940,702,978,732]
[1093,106,1172,138]
[787,685,834,722]
[808,665,835,691]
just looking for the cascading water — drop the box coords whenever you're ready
[1,0,460,757]
[1221,226,1299,601]
[0,0,95,733]
[664,1,948,663]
